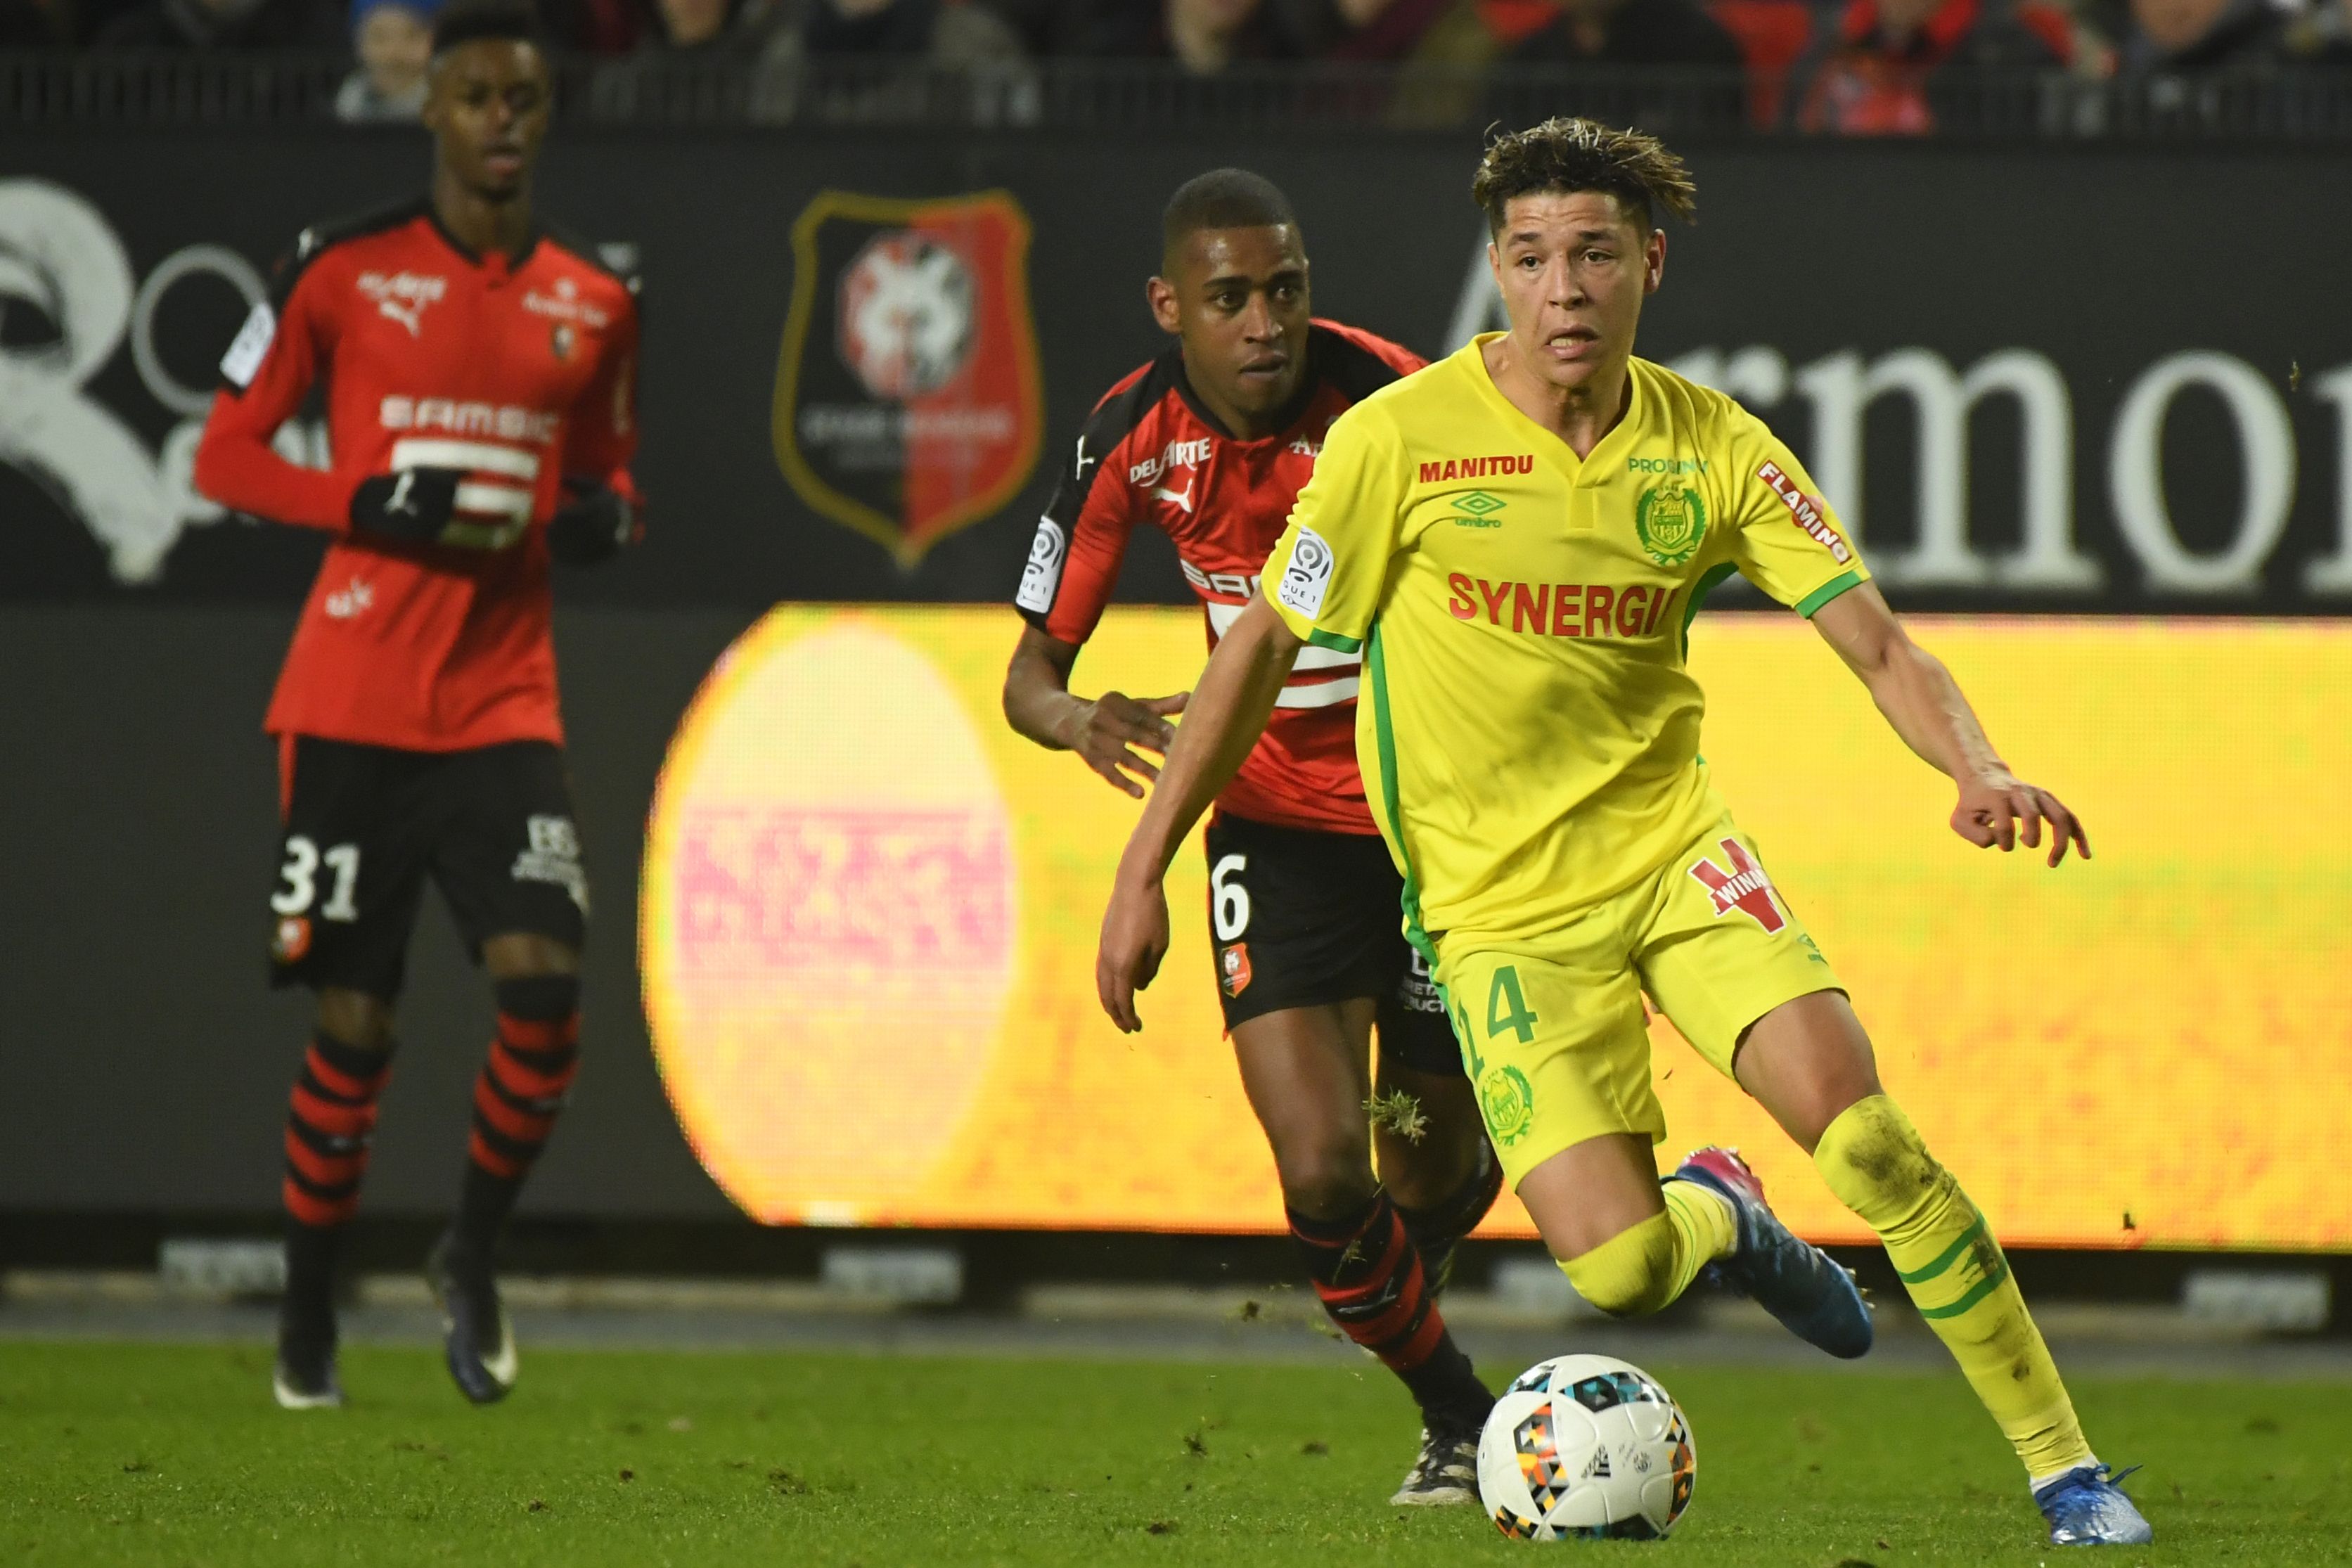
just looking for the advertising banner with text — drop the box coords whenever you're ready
[4,133,2348,615]
[641,605,2352,1251]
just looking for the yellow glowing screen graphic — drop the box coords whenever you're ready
[641,608,2352,1250]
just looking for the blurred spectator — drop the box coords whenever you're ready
[1489,0,1744,130]
[763,0,1022,65]
[1292,0,1463,58]
[1792,0,2073,132]
[1283,0,1553,126]
[336,0,440,121]
[975,0,1055,50]
[1063,0,1306,69]
[754,0,1030,119]
[94,0,340,46]
[2284,0,2352,63]
[1502,0,1743,68]
[589,0,780,114]
[2117,0,2285,71]
[642,0,778,55]
[1,0,65,44]
[540,0,657,55]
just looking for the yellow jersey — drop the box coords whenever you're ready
[1261,338,1869,947]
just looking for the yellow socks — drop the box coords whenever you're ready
[1560,1182,1735,1318]
[1814,1095,2094,1481]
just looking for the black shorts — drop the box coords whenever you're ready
[266,738,588,998]
[1202,814,1461,1077]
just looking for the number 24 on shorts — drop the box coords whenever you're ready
[272,835,362,922]
[1448,963,1540,1076]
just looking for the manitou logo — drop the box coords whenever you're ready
[1418,454,1534,484]
[1688,839,1785,932]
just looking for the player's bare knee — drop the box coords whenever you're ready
[494,972,580,1025]
[1380,1137,1476,1213]
[315,988,395,1055]
[482,932,579,980]
[1275,1131,1376,1220]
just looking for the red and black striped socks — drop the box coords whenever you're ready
[1398,1142,1505,1298]
[451,975,581,1257]
[282,1030,394,1229]
[1289,1191,1494,1429]
[280,1029,394,1346]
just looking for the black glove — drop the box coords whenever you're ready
[547,482,636,567]
[349,467,463,544]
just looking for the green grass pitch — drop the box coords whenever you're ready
[3,1342,2346,1566]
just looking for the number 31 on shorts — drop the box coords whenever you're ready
[273,835,361,922]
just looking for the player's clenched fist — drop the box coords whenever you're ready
[349,467,467,545]
[1951,768,2091,866]
[1064,690,1188,799]
[1096,871,1171,1033]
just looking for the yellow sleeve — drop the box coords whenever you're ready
[1261,403,1407,654]
[1725,420,1871,618]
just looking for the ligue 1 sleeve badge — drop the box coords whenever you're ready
[771,190,1045,567]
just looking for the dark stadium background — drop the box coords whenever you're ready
[4,84,2348,1313]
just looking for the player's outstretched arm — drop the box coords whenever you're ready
[1096,596,1300,1031]
[1001,626,1189,800]
[1810,583,2090,866]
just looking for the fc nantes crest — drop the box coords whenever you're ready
[772,191,1044,565]
[1634,481,1707,567]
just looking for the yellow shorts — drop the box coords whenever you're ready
[1434,812,1844,1190]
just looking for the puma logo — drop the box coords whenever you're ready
[1151,483,1194,514]
[356,270,446,339]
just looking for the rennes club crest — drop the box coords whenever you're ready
[772,190,1043,566]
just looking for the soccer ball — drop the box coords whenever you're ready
[1477,1354,1696,1541]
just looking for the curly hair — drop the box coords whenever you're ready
[1471,118,1697,236]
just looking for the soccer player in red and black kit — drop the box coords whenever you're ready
[192,0,642,1410]
[1003,171,1501,1504]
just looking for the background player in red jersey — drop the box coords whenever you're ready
[1003,171,1503,1505]
[192,0,642,1410]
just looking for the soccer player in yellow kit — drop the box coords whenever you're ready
[1096,118,2152,1548]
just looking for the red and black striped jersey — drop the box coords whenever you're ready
[194,198,641,753]
[1015,320,1424,835]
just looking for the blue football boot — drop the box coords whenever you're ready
[1669,1147,1874,1359]
[2036,1463,2153,1546]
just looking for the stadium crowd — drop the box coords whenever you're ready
[3,0,2346,128]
